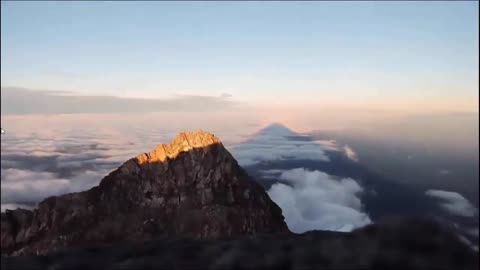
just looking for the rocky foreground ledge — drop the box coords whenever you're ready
[2,219,478,270]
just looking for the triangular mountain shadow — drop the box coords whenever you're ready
[255,123,298,137]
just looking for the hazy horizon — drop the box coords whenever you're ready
[1,1,478,115]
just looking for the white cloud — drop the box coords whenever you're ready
[1,169,71,203]
[267,168,372,233]
[343,145,359,162]
[0,168,108,205]
[425,189,478,217]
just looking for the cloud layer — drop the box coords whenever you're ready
[1,119,364,228]
[425,189,478,217]
[267,168,372,233]
[1,169,108,205]
[0,113,265,211]
[1,87,239,115]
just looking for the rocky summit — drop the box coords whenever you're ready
[1,131,289,256]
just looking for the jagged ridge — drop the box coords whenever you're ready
[135,130,222,164]
[1,131,289,256]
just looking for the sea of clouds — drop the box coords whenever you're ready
[1,113,477,237]
[1,113,261,209]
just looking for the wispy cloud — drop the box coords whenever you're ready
[425,189,478,217]
[1,87,241,115]
[343,145,359,162]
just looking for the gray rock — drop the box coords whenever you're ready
[1,131,289,256]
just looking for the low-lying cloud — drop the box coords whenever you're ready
[425,189,478,217]
[1,168,109,205]
[267,168,372,233]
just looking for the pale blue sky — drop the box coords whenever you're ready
[1,1,478,104]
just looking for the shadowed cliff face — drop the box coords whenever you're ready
[2,219,478,270]
[1,131,289,256]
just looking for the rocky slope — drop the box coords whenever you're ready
[1,131,289,255]
[2,219,478,270]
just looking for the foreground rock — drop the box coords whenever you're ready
[1,131,289,255]
[2,218,478,270]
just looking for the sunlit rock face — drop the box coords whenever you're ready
[1,131,289,256]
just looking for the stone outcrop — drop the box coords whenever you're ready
[1,131,289,255]
[2,218,478,270]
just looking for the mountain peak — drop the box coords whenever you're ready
[173,130,221,147]
[136,130,222,164]
[2,130,288,255]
